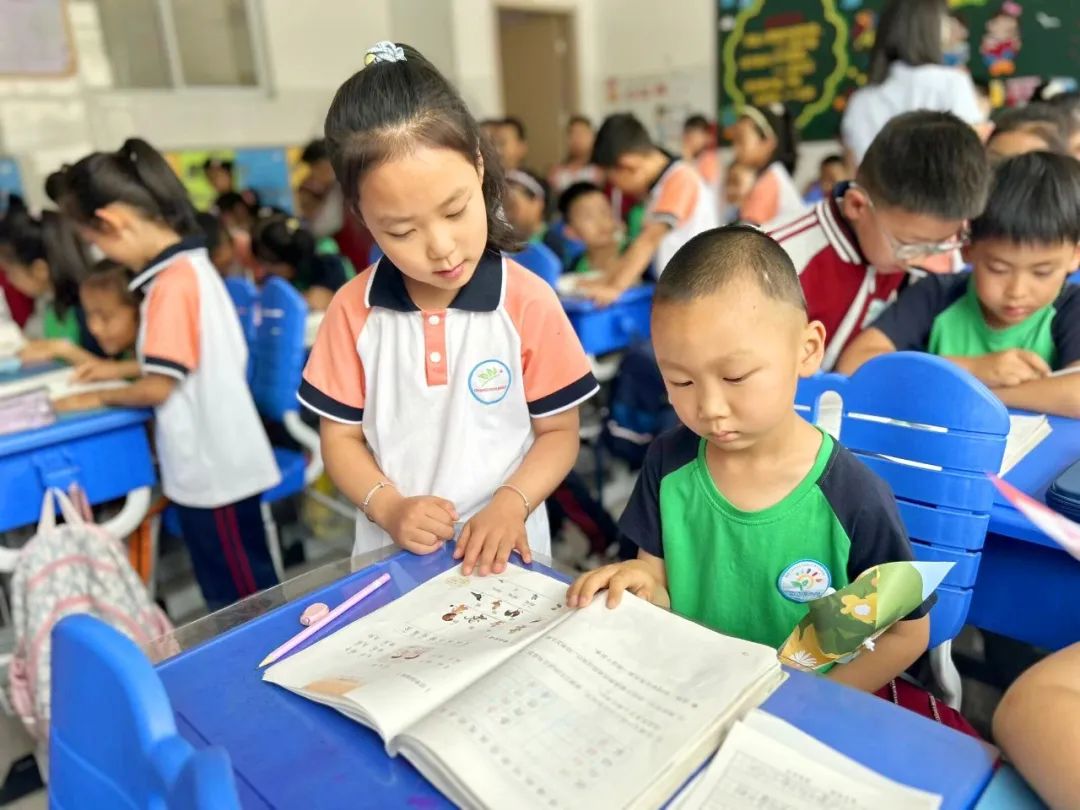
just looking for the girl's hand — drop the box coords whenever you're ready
[566,561,668,609]
[52,391,106,413]
[454,489,532,576]
[371,491,458,555]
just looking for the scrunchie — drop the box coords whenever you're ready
[364,41,405,66]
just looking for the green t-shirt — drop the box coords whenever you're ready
[871,273,1080,370]
[43,304,80,343]
[620,426,928,648]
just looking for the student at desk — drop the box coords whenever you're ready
[300,42,597,578]
[568,226,932,695]
[0,204,103,365]
[47,137,281,611]
[579,112,717,305]
[839,152,1080,418]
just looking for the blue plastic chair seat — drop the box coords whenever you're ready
[263,446,306,504]
[562,284,654,356]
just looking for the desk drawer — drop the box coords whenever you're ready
[0,419,155,532]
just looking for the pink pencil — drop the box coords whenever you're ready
[259,572,392,668]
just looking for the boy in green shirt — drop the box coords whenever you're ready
[839,152,1080,418]
[557,182,623,275]
[568,226,931,693]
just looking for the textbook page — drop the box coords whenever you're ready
[0,367,127,402]
[1001,414,1052,475]
[393,591,783,810]
[263,564,574,742]
[678,716,940,810]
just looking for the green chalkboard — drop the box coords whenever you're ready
[717,0,1080,142]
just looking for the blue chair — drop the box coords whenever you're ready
[251,278,324,576]
[547,219,585,267]
[511,242,562,289]
[796,353,1010,707]
[224,276,259,384]
[50,614,240,809]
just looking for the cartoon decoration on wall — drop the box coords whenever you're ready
[980,1,1023,77]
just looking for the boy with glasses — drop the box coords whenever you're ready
[769,111,990,370]
[839,152,1080,418]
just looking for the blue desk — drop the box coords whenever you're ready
[969,415,1080,649]
[154,548,995,809]
[562,285,653,356]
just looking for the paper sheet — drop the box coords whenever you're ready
[677,716,941,810]
[0,367,127,403]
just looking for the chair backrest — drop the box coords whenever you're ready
[224,276,259,348]
[50,614,240,810]
[251,277,308,423]
[511,242,562,289]
[796,353,1010,648]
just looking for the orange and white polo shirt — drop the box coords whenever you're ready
[647,158,719,276]
[132,239,281,508]
[299,252,599,556]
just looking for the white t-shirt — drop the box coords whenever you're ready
[842,62,984,165]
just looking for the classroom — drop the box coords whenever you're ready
[0,0,1078,807]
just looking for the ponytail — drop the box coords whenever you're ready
[251,213,319,285]
[48,137,198,237]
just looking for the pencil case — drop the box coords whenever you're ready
[1047,459,1080,523]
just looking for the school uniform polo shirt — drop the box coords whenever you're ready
[621,426,931,649]
[769,189,912,371]
[870,273,1080,369]
[646,158,719,277]
[131,238,281,508]
[299,252,599,556]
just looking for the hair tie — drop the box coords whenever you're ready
[507,170,546,203]
[286,217,300,233]
[364,41,406,66]
[740,106,776,140]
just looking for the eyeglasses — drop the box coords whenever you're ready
[857,186,969,263]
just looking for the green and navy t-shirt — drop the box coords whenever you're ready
[870,273,1080,370]
[620,426,931,648]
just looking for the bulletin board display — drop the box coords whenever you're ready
[717,0,1080,141]
[166,148,298,214]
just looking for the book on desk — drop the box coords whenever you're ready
[264,564,784,810]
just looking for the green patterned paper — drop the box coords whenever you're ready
[778,561,952,671]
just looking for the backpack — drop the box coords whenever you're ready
[602,341,677,469]
[8,488,173,741]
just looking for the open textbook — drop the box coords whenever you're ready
[264,565,784,810]
[0,366,127,402]
[670,710,941,810]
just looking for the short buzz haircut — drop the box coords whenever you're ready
[971,151,1080,246]
[655,225,806,313]
[684,114,710,132]
[591,113,655,168]
[557,181,605,222]
[857,110,990,220]
[821,153,845,168]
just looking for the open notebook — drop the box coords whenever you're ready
[670,709,941,810]
[264,564,784,810]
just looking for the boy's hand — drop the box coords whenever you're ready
[455,489,532,576]
[583,283,623,308]
[18,340,63,364]
[52,391,106,413]
[372,492,458,556]
[73,359,122,382]
[968,349,1051,388]
[566,561,667,609]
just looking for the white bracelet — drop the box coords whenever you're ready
[361,480,394,521]
[495,484,531,516]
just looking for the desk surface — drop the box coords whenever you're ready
[155,548,995,810]
[992,414,1080,547]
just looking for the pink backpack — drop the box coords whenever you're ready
[8,488,173,740]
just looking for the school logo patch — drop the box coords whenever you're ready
[777,559,832,603]
[468,359,512,405]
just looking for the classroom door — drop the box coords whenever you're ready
[497,8,579,176]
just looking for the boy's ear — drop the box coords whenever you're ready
[961,242,976,265]
[798,319,827,378]
[840,187,870,224]
[30,258,50,283]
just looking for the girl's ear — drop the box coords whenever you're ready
[30,258,50,284]
[476,151,485,184]
[93,204,127,234]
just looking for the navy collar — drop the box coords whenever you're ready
[366,251,504,312]
[129,236,206,292]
